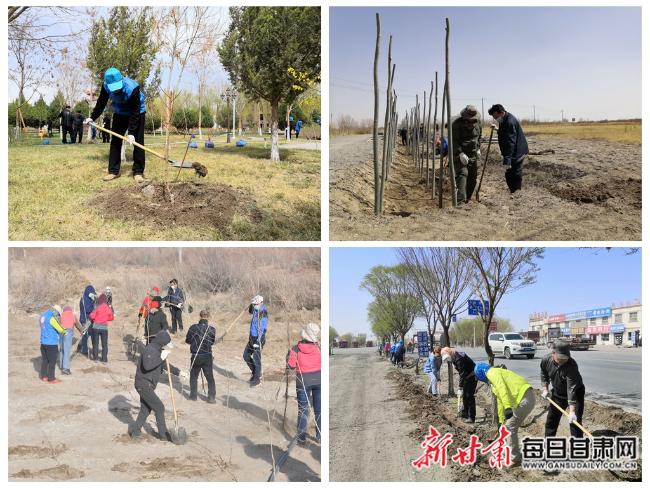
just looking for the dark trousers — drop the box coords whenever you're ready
[91,328,108,361]
[297,383,321,440]
[73,126,83,143]
[40,344,58,381]
[545,386,585,438]
[77,325,92,354]
[62,125,73,144]
[102,127,110,143]
[170,308,183,333]
[242,342,262,380]
[133,383,168,437]
[109,112,145,175]
[461,376,477,421]
[190,354,216,399]
[505,156,526,193]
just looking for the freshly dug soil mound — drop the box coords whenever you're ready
[90,181,262,230]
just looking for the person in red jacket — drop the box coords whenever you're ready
[139,287,160,321]
[89,294,115,362]
[287,323,321,445]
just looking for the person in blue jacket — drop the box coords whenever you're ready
[295,119,303,139]
[85,67,147,183]
[40,305,66,383]
[76,285,96,357]
[394,340,406,367]
[390,343,397,364]
[424,345,443,397]
[488,104,529,194]
[243,295,268,387]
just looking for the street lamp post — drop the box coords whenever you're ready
[221,87,237,143]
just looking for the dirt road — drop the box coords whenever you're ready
[329,348,450,482]
[9,293,320,481]
[330,134,641,241]
[330,348,641,482]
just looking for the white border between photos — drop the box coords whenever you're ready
[1,0,648,487]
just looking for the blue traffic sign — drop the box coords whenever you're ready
[468,299,490,316]
[416,331,430,358]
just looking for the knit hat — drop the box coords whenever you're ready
[252,295,264,305]
[52,305,63,315]
[301,323,320,343]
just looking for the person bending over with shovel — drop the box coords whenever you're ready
[475,363,536,467]
[84,67,147,183]
[129,330,176,442]
[243,295,268,387]
[540,340,586,438]
[441,346,478,424]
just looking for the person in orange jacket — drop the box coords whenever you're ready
[89,294,114,362]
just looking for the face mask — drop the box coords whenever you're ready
[254,305,260,311]
[171,285,176,290]
[494,116,504,124]
[441,354,450,362]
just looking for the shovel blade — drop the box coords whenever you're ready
[169,160,194,168]
[169,427,188,445]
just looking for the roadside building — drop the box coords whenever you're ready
[528,301,641,347]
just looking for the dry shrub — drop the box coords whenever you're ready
[9,265,84,313]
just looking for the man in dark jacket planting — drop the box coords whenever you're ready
[185,310,216,403]
[129,330,174,441]
[488,104,529,194]
[144,297,169,344]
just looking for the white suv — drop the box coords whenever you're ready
[488,332,536,359]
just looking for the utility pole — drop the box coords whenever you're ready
[481,97,485,124]
[561,109,564,123]
[533,105,536,123]
[233,95,237,136]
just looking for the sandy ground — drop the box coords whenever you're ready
[330,134,641,241]
[329,348,450,482]
[8,292,321,481]
[330,348,641,482]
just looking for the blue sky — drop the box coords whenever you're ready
[8,7,230,104]
[329,247,641,338]
[330,7,641,122]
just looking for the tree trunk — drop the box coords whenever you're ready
[198,86,203,140]
[270,101,280,162]
[484,311,496,366]
[443,326,454,395]
[445,18,457,206]
[372,13,381,215]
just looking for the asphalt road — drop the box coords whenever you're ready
[398,345,641,412]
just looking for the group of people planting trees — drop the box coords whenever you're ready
[38,280,321,446]
[378,337,585,467]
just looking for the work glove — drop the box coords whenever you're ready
[161,349,171,361]
[567,411,578,426]
[127,135,135,145]
[476,149,481,159]
[164,341,174,350]
[503,159,512,169]
[253,343,260,349]
[139,336,147,344]
[84,118,94,125]
[541,389,549,400]
[491,123,497,130]
[504,408,514,420]
[456,388,463,397]
[459,153,469,165]
[178,302,183,308]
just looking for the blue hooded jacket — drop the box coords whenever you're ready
[249,304,268,337]
[390,344,397,354]
[40,308,65,345]
[79,285,96,324]
[424,353,442,375]
[103,76,146,116]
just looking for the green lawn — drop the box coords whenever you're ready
[9,132,320,241]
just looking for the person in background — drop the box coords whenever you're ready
[59,306,84,375]
[73,111,84,143]
[59,105,74,144]
[295,119,303,139]
[243,295,268,387]
[104,286,114,311]
[163,279,185,334]
[394,340,406,367]
[287,323,321,445]
[77,285,96,358]
[424,345,443,397]
[102,112,111,143]
[89,294,114,362]
[144,297,169,344]
[40,305,66,384]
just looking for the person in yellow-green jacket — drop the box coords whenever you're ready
[474,362,536,465]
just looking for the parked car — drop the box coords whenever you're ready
[488,332,537,359]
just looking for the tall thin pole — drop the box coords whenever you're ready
[426,82,433,187]
[372,13,381,215]
[438,80,446,209]
[481,97,485,125]
[445,17,457,207]
[432,72,438,200]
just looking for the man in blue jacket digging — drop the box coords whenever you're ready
[85,67,147,183]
